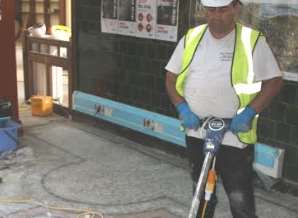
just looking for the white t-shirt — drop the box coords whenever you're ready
[165,28,282,148]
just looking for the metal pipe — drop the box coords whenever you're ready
[188,151,214,218]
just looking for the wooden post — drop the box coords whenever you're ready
[0,0,19,120]
[27,0,35,28]
[44,0,50,33]
[59,0,66,25]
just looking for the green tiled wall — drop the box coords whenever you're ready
[258,82,298,181]
[75,0,193,116]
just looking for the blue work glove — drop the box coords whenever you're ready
[176,101,200,130]
[230,106,257,134]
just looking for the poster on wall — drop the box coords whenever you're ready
[101,0,119,34]
[136,0,156,39]
[100,0,179,42]
[118,0,136,36]
[155,0,179,42]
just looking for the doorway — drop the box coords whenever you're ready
[15,0,72,109]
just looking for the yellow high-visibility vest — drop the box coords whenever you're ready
[176,23,263,144]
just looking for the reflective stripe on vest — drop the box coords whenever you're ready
[176,24,208,96]
[176,23,262,144]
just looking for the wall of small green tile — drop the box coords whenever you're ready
[75,0,193,117]
[258,81,298,182]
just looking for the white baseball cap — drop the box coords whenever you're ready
[201,0,234,7]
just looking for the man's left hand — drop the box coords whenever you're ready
[230,106,257,133]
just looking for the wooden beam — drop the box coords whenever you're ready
[27,0,35,28]
[59,0,66,25]
[44,0,50,33]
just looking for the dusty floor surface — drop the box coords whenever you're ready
[0,108,298,218]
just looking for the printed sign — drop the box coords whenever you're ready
[155,0,179,42]
[101,0,119,34]
[136,0,155,39]
[100,0,179,42]
[118,0,136,36]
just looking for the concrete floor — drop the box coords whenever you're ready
[0,107,298,218]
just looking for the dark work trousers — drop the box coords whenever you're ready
[186,136,257,218]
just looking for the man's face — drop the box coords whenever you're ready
[205,2,237,35]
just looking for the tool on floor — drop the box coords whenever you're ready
[0,197,104,218]
[187,117,230,218]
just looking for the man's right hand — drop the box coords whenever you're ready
[176,102,200,130]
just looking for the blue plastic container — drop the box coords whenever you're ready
[0,116,10,128]
[255,143,279,168]
[0,120,21,153]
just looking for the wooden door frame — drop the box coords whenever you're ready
[0,0,19,120]
[71,0,77,93]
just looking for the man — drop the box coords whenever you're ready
[165,0,283,217]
